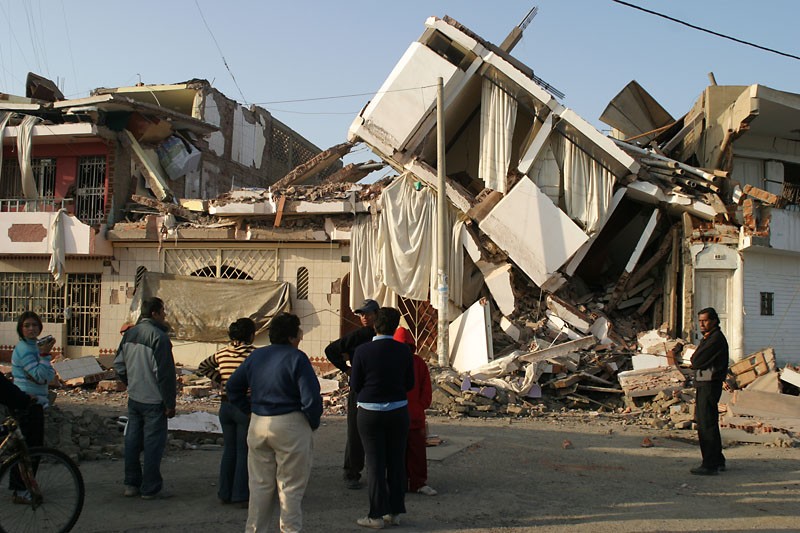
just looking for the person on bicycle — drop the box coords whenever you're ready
[0,372,32,412]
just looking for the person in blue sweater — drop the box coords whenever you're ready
[9,310,55,503]
[11,311,56,408]
[227,312,322,533]
[350,307,414,529]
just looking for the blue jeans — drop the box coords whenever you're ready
[124,399,168,496]
[218,400,250,503]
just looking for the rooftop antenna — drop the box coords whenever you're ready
[498,6,565,99]
[500,6,538,52]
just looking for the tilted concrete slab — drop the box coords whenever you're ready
[479,176,588,288]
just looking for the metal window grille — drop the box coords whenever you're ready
[0,273,100,346]
[397,297,438,358]
[163,248,277,280]
[0,273,63,322]
[760,292,774,316]
[296,267,309,300]
[0,158,56,199]
[76,156,106,225]
[67,274,101,346]
[135,266,147,293]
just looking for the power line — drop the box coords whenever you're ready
[252,84,439,105]
[194,0,248,105]
[59,0,79,96]
[266,107,360,116]
[612,0,800,61]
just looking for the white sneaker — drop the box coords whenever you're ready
[357,516,384,529]
[416,485,437,496]
[383,514,401,526]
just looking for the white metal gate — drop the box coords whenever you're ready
[163,248,278,280]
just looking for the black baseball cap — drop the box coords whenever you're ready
[354,299,379,314]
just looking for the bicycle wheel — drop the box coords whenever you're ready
[0,447,85,533]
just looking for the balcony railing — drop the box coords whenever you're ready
[0,198,74,213]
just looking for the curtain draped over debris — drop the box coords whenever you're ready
[129,272,290,342]
[17,115,42,200]
[350,213,396,308]
[479,78,518,194]
[0,112,11,178]
[48,209,67,288]
[550,133,615,233]
[368,174,465,311]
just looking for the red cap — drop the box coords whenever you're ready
[393,327,415,352]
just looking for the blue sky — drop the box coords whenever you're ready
[1,1,798,166]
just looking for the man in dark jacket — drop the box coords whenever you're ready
[114,297,177,498]
[689,307,729,475]
[1,372,32,411]
[324,299,378,489]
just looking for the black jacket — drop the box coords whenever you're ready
[1,372,32,411]
[350,338,414,404]
[690,327,729,383]
[324,326,375,374]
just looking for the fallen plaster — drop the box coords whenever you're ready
[479,176,588,288]
[448,299,493,373]
[168,411,222,434]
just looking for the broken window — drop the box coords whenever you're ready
[0,272,100,347]
[296,267,309,300]
[75,155,106,225]
[760,292,774,316]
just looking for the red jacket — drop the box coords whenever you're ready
[394,327,432,429]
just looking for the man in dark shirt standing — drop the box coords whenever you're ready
[690,307,730,475]
[325,299,378,489]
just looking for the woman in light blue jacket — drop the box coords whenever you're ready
[9,310,56,503]
[11,311,56,407]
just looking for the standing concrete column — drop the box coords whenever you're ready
[436,77,449,368]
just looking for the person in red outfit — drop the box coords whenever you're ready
[393,327,437,496]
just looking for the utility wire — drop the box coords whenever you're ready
[194,0,248,105]
[60,0,79,96]
[612,0,800,61]
[253,84,438,105]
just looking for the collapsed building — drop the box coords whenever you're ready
[1,16,799,440]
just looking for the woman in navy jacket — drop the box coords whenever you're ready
[350,307,414,528]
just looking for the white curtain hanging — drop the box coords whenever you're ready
[48,209,67,288]
[551,133,614,233]
[478,78,518,194]
[17,115,42,200]
[378,175,436,302]
[349,212,394,309]
[0,112,11,180]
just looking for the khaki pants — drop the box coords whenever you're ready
[246,411,313,533]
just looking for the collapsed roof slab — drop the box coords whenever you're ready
[479,176,588,289]
[626,180,716,220]
[209,198,371,217]
[348,41,462,156]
